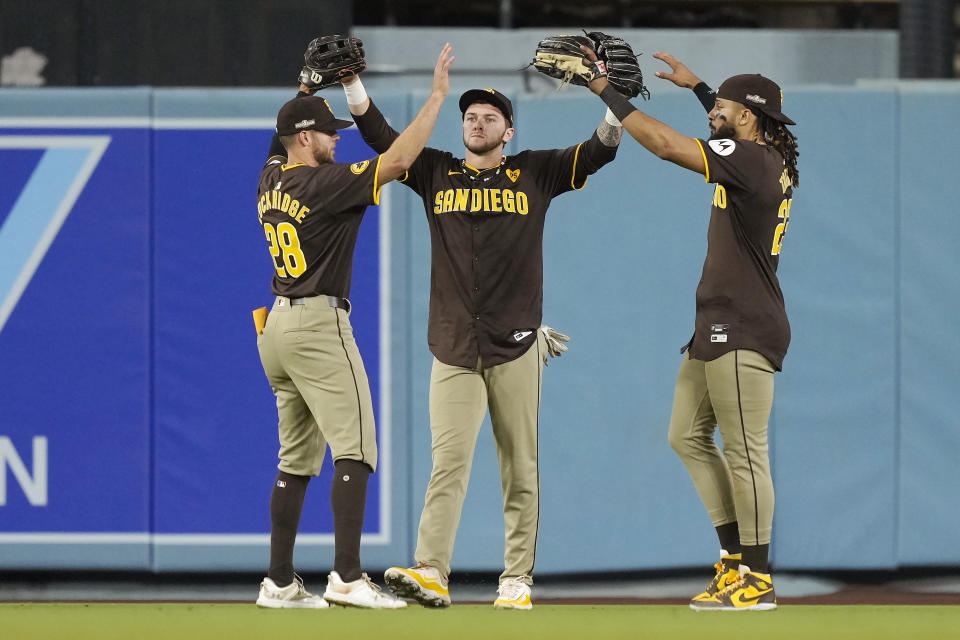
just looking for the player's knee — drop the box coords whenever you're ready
[667,426,692,455]
[431,441,474,468]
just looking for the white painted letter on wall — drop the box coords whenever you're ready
[0,436,48,506]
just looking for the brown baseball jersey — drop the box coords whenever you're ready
[687,137,793,370]
[354,100,617,367]
[256,154,384,298]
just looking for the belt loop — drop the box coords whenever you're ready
[326,295,351,313]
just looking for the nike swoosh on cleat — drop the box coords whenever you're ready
[731,586,774,607]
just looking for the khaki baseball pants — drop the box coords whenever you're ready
[257,296,378,475]
[667,349,775,546]
[414,333,546,586]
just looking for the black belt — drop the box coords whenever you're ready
[290,296,351,312]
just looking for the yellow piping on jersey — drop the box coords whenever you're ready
[373,156,384,205]
[282,162,306,171]
[694,138,710,183]
[570,143,587,190]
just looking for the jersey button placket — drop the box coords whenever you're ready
[472,253,480,313]
[471,222,481,319]
[472,254,480,292]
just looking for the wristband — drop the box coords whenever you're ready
[342,78,369,106]
[604,107,621,126]
[599,85,637,123]
[693,82,716,112]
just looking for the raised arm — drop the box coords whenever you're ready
[653,52,715,113]
[572,97,625,178]
[582,46,705,175]
[595,109,623,148]
[376,44,454,183]
[340,69,400,153]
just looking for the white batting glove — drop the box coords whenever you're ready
[539,325,570,365]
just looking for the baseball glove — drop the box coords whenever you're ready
[539,325,570,366]
[298,35,366,91]
[531,31,650,100]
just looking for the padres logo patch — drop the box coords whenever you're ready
[350,160,370,174]
[506,169,520,182]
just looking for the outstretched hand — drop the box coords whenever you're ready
[433,43,455,97]
[579,45,609,95]
[652,52,702,89]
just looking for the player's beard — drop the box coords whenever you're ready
[710,117,737,140]
[310,135,336,164]
[463,132,505,155]
[313,145,335,164]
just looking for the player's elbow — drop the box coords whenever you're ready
[652,135,681,161]
[377,151,413,183]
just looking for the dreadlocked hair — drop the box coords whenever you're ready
[756,111,799,188]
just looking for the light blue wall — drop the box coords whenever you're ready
[0,81,958,572]
[385,83,960,573]
[897,85,960,565]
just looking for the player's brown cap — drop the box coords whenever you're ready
[716,74,795,126]
[459,88,514,126]
[276,96,354,136]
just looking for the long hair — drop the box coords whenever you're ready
[756,111,799,188]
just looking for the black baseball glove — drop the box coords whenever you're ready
[298,35,366,91]
[531,31,650,100]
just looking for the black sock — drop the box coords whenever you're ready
[740,544,770,574]
[331,459,371,583]
[267,471,310,586]
[715,522,741,556]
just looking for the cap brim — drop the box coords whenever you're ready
[332,118,355,130]
[763,109,795,126]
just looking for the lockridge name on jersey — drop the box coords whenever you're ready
[433,188,529,215]
[257,189,312,224]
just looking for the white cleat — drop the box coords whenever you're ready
[493,576,533,610]
[256,575,330,609]
[323,571,408,609]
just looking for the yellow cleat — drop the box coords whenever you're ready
[690,570,778,611]
[690,554,741,604]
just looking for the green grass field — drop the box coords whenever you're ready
[2,603,960,640]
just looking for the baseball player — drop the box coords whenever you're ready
[335,70,622,610]
[582,47,798,611]
[254,44,454,610]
